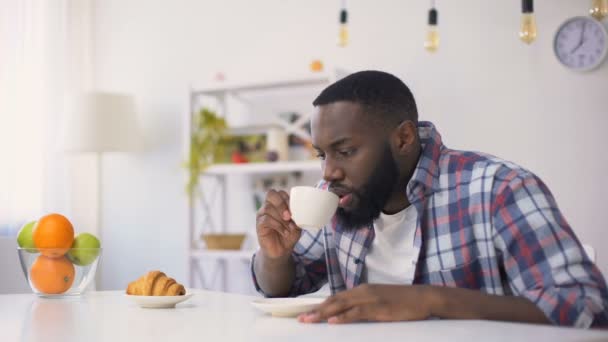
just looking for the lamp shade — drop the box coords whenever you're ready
[63,92,140,153]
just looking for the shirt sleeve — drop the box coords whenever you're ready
[251,228,328,297]
[491,167,608,328]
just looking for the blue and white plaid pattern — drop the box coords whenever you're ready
[251,121,608,328]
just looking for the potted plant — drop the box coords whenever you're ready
[185,108,229,198]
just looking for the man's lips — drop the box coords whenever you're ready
[338,193,353,208]
[329,187,353,208]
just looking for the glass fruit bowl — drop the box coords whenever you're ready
[17,247,101,297]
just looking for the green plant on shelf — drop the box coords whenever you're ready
[185,108,231,197]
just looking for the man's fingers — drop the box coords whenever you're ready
[265,189,291,221]
[257,213,290,238]
[318,297,352,320]
[299,296,353,323]
[327,306,366,324]
[277,190,298,228]
[277,190,290,205]
[259,202,297,232]
[257,202,283,222]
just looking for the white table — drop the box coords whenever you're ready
[0,290,606,342]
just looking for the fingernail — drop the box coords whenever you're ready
[283,211,291,220]
[328,316,339,324]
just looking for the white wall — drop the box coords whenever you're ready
[91,0,608,291]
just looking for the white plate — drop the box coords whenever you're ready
[126,293,194,308]
[251,297,326,317]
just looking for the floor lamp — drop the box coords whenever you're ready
[63,92,140,289]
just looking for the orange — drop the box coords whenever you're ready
[30,255,75,294]
[33,213,74,257]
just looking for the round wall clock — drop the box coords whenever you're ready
[553,16,608,71]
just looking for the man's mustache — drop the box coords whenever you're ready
[329,184,355,196]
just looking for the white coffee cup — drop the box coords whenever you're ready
[289,186,339,230]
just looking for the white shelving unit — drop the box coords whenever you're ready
[190,75,333,95]
[187,71,345,292]
[204,160,320,176]
[190,249,256,261]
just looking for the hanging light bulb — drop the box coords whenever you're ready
[590,0,608,20]
[424,1,439,53]
[338,0,349,47]
[519,0,537,44]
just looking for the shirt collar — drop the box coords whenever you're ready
[406,121,443,199]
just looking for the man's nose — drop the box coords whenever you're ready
[322,157,345,182]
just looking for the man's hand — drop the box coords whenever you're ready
[298,283,550,325]
[256,189,302,260]
[298,284,433,324]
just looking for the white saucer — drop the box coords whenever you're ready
[251,297,326,317]
[126,293,194,308]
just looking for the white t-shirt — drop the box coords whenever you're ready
[364,205,418,285]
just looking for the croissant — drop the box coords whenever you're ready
[126,270,186,296]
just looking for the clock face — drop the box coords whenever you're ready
[553,16,608,71]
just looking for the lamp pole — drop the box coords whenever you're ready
[95,151,103,290]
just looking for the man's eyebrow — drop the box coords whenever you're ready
[329,137,351,148]
[312,137,351,151]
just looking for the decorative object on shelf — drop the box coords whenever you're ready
[519,0,537,44]
[185,108,229,197]
[553,16,608,71]
[279,112,315,161]
[590,0,608,20]
[231,150,249,164]
[266,151,279,162]
[310,59,324,72]
[202,233,246,250]
[266,127,289,162]
[214,72,226,82]
[226,133,266,163]
[424,0,439,53]
[338,0,349,47]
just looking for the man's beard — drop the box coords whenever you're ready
[334,143,400,231]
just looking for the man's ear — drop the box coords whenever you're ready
[392,120,417,154]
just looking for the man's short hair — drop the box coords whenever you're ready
[313,70,418,126]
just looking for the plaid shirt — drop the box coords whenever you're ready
[251,121,608,328]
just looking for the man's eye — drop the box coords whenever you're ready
[315,153,326,160]
[338,149,355,157]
